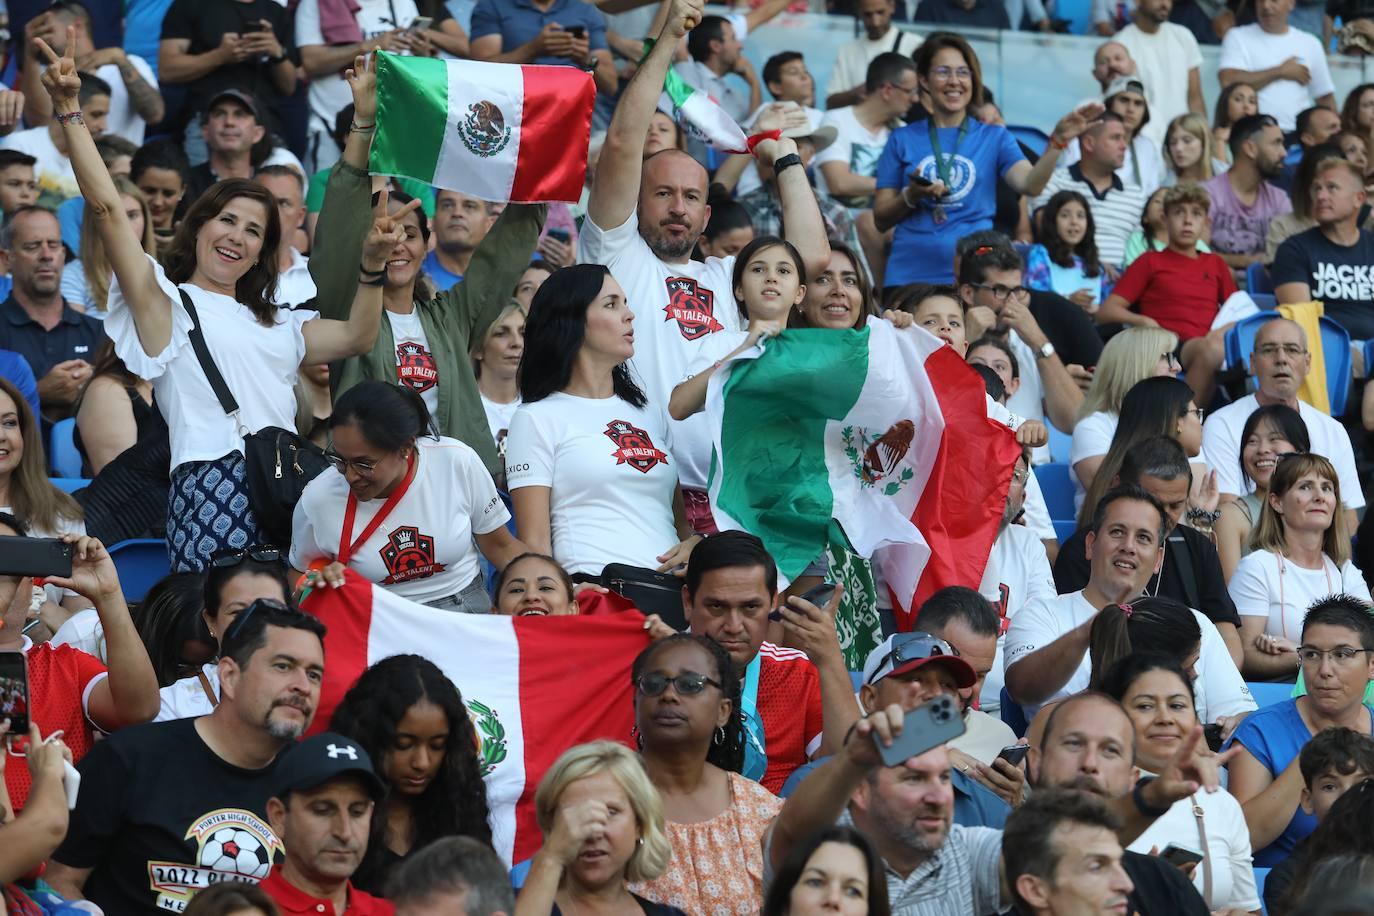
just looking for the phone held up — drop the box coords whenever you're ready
[877,695,967,767]
[0,650,30,735]
[768,581,838,621]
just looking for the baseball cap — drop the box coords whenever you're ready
[781,110,838,155]
[861,632,977,689]
[1103,76,1148,103]
[204,88,262,123]
[274,733,385,800]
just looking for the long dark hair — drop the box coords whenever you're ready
[1088,599,1201,689]
[0,376,82,533]
[1238,403,1310,489]
[133,571,207,687]
[163,178,282,324]
[1098,653,1198,711]
[762,826,892,916]
[330,381,438,452]
[330,655,493,891]
[518,263,646,407]
[632,634,745,773]
[1035,189,1102,277]
[731,235,805,322]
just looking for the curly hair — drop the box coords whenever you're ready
[1035,189,1102,278]
[330,655,493,891]
[632,634,745,773]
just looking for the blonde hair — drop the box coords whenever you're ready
[80,175,157,310]
[533,742,672,883]
[1077,326,1180,421]
[1164,114,1218,181]
[1250,453,1351,565]
[470,300,527,368]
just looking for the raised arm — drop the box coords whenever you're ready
[1006,103,1104,198]
[435,203,547,339]
[588,0,704,231]
[41,28,170,355]
[750,106,831,277]
[1004,618,1093,706]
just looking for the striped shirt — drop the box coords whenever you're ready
[1031,164,1148,269]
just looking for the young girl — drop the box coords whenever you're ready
[1122,186,1212,267]
[1213,83,1258,166]
[1024,190,1103,313]
[1164,113,1226,185]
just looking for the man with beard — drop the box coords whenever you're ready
[47,601,327,914]
[259,733,392,915]
[1202,113,1292,271]
[578,0,830,530]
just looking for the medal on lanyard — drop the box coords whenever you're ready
[927,117,967,226]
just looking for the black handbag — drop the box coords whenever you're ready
[178,289,329,547]
[600,563,688,631]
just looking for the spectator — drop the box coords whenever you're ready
[0,722,73,884]
[47,600,326,911]
[792,241,879,330]
[0,70,109,207]
[0,150,39,219]
[1115,0,1206,150]
[0,348,39,417]
[1213,82,1259,164]
[472,301,524,466]
[387,836,515,916]
[824,0,921,110]
[1024,189,1106,312]
[1228,595,1374,866]
[1214,403,1311,579]
[20,2,162,145]
[874,33,1098,287]
[183,89,276,203]
[256,164,314,308]
[292,382,526,611]
[1341,84,1374,162]
[1099,655,1260,910]
[512,263,551,309]
[518,741,683,916]
[1203,113,1292,271]
[673,13,761,142]
[183,884,281,916]
[155,546,290,722]
[626,635,781,913]
[258,733,392,915]
[1003,789,1134,916]
[1218,0,1335,132]
[1273,159,1374,339]
[1230,453,1369,676]
[1059,76,1164,196]
[470,0,617,97]
[1265,141,1344,260]
[816,53,915,209]
[731,117,857,255]
[62,174,156,316]
[1122,185,1215,265]
[1201,318,1363,519]
[1030,110,1149,270]
[760,51,818,115]
[130,138,190,257]
[493,553,577,617]
[1276,105,1344,192]
[424,192,500,293]
[1086,597,1204,687]
[158,0,296,159]
[1091,40,1137,93]
[912,0,1010,30]
[760,826,890,916]
[1163,113,1225,184]
[72,340,161,476]
[695,192,755,260]
[0,520,159,810]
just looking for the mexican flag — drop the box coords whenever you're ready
[370,53,595,203]
[705,322,1021,632]
[301,573,649,865]
[653,42,749,153]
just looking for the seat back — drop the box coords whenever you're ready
[48,418,82,478]
[1246,262,1274,295]
[1224,312,1350,415]
[107,538,171,603]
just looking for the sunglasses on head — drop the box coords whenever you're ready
[869,632,959,684]
[209,545,282,569]
[220,597,291,647]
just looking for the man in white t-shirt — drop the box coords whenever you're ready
[1202,317,1363,526]
[824,0,920,110]
[577,0,831,525]
[1,71,109,208]
[1114,0,1204,150]
[257,165,316,309]
[816,52,914,207]
[1218,0,1335,132]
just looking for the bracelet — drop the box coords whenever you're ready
[900,184,918,209]
[773,153,802,175]
[1131,776,1171,818]
[1049,134,1068,150]
[350,120,376,133]
[1186,506,1221,525]
[358,273,386,287]
[359,264,386,278]
[54,110,83,125]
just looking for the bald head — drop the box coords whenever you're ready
[637,149,711,263]
[1251,318,1310,404]
[1092,41,1134,89]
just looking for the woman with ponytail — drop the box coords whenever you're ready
[289,380,531,612]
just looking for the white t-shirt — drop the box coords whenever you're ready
[1201,393,1364,508]
[155,663,219,722]
[577,213,741,489]
[296,0,420,134]
[825,28,921,101]
[1218,25,1334,131]
[106,254,317,470]
[273,248,317,309]
[1069,409,1117,510]
[0,126,76,201]
[96,57,158,146]
[290,436,508,604]
[506,392,679,575]
[49,607,104,659]
[481,393,521,456]
[814,106,890,201]
[979,522,1056,710]
[1229,549,1371,642]
[1128,788,1261,911]
[386,309,440,418]
[1114,23,1203,150]
[1004,333,1050,465]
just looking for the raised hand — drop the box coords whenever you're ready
[32,26,81,109]
[665,0,705,39]
[1052,102,1107,146]
[752,101,810,136]
[362,188,422,271]
[43,535,122,604]
[345,54,377,124]
[216,31,252,65]
[544,798,612,867]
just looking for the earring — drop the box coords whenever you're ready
[713,726,725,746]
[631,725,643,750]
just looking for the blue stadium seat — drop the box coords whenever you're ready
[1254,866,1271,914]
[48,418,82,479]
[1250,293,1276,311]
[1033,463,1075,522]
[1047,422,1072,464]
[1053,519,1077,543]
[1006,123,1050,152]
[1224,312,1351,415]
[1246,681,1293,708]
[107,539,170,603]
[1246,262,1273,295]
[48,477,90,494]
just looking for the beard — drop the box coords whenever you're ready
[643,222,699,261]
[264,700,311,740]
[869,801,951,854]
[1058,774,1109,796]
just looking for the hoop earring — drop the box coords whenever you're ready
[714,726,725,746]
[631,725,643,750]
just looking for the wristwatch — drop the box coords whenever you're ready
[583,53,600,72]
[1036,340,1055,360]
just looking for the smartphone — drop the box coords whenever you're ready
[547,228,571,244]
[1161,843,1204,869]
[408,15,433,31]
[0,650,30,734]
[566,24,587,37]
[995,744,1030,767]
[0,536,72,578]
[908,173,934,187]
[247,19,270,31]
[769,581,838,621]
[877,695,967,767]
[1202,723,1224,753]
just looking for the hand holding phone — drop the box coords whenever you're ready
[0,650,31,734]
[0,536,72,578]
[995,744,1030,767]
[876,695,967,767]
[1160,843,1204,869]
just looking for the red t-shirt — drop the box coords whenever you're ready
[5,643,108,810]
[258,866,395,915]
[755,643,825,794]
[1113,248,1237,341]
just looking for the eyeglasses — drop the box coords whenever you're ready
[634,672,722,697]
[1161,352,1181,369]
[323,450,381,476]
[1011,467,1029,484]
[220,597,291,647]
[931,66,972,82]
[1255,343,1307,358]
[209,545,282,569]
[884,81,918,96]
[1297,646,1374,666]
[971,282,1029,302]
[869,632,959,685]
[1186,407,1206,421]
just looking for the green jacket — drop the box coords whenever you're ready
[308,161,546,477]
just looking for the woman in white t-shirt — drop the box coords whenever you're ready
[507,264,702,578]
[39,46,400,572]
[291,381,528,612]
[1214,404,1310,581]
[1229,453,1370,680]
[472,301,524,471]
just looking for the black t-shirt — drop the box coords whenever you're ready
[1029,289,1106,369]
[1052,524,1242,627]
[1121,849,1211,916]
[911,0,1011,28]
[1271,225,1374,340]
[53,717,286,915]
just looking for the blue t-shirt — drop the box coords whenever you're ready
[1227,698,1374,866]
[0,348,39,417]
[876,118,1025,287]
[421,250,464,293]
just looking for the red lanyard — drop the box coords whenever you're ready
[338,451,417,565]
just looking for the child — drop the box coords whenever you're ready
[0,149,37,217]
[895,283,967,355]
[1122,186,1213,267]
[1098,183,1234,403]
[1024,190,1103,314]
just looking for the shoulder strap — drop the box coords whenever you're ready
[1190,795,1212,905]
[178,288,239,417]
[1170,531,1201,610]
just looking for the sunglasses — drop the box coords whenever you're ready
[869,632,959,685]
[220,597,291,647]
[634,672,722,698]
[209,545,282,569]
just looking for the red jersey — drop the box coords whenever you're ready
[755,643,825,794]
[5,643,107,810]
[258,866,396,915]
[1113,248,1237,341]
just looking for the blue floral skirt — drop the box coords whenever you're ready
[167,453,260,573]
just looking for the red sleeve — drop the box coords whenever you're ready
[1111,252,1153,304]
[1217,254,1239,301]
[804,666,824,759]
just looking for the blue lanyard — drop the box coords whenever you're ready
[740,654,767,782]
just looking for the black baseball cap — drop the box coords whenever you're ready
[274,733,385,800]
[203,88,262,123]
